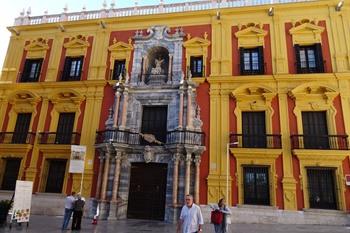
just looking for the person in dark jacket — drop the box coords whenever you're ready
[71,194,85,231]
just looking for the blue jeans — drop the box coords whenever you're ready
[62,208,73,230]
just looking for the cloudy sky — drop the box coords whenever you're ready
[0,0,187,69]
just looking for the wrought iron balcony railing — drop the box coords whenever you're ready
[96,129,205,146]
[38,132,81,145]
[230,133,282,149]
[291,135,349,150]
[0,132,36,144]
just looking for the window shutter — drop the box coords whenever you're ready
[315,43,324,73]
[62,57,71,81]
[21,59,31,82]
[78,56,84,79]
[294,45,301,73]
[258,46,264,74]
[35,59,44,81]
[239,47,245,75]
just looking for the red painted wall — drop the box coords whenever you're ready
[16,41,29,82]
[39,39,53,82]
[342,158,350,211]
[229,96,238,205]
[232,26,240,76]
[263,24,273,75]
[56,38,69,81]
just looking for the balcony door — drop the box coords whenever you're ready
[141,106,168,144]
[242,111,266,148]
[56,113,75,144]
[45,159,67,193]
[243,166,270,205]
[1,158,21,190]
[12,113,32,144]
[302,111,329,149]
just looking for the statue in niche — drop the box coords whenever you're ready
[151,58,164,75]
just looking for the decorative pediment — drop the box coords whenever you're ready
[8,90,41,113]
[289,83,338,104]
[25,38,49,51]
[108,38,133,52]
[232,85,276,103]
[64,35,90,49]
[289,19,325,45]
[235,23,268,48]
[183,33,211,49]
[49,90,85,106]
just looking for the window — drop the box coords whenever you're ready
[295,44,324,73]
[56,113,75,144]
[20,59,43,82]
[307,168,337,210]
[112,60,126,80]
[242,111,266,148]
[12,113,32,144]
[240,47,264,75]
[141,106,168,145]
[1,158,21,190]
[44,159,67,193]
[243,166,270,205]
[302,111,329,149]
[190,56,204,77]
[61,56,84,81]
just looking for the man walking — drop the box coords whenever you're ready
[62,192,75,230]
[177,194,204,233]
[71,194,85,231]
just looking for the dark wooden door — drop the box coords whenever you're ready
[1,158,21,190]
[141,106,168,144]
[307,168,337,210]
[242,112,266,148]
[127,163,168,220]
[45,160,67,193]
[12,113,32,144]
[302,111,329,149]
[243,166,270,205]
[56,113,75,144]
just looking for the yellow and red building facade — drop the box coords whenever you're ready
[0,0,349,223]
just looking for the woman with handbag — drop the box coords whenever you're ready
[212,198,231,233]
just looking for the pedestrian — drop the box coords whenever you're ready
[61,192,76,230]
[71,193,85,231]
[212,198,231,233]
[177,194,204,233]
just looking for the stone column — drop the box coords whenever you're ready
[172,153,180,206]
[168,54,173,83]
[95,155,104,199]
[100,152,111,201]
[178,88,184,129]
[111,151,122,202]
[194,155,201,204]
[186,86,193,130]
[141,56,147,84]
[119,88,129,130]
[113,89,122,128]
[184,152,192,196]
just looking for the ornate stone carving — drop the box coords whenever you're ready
[143,146,154,163]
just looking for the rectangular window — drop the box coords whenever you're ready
[307,168,337,210]
[242,111,266,148]
[243,166,270,205]
[44,159,67,193]
[112,60,126,80]
[302,111,329,149]
[141,106,168,145]
[20,59,43,82]
[295,44,324,73]
[56,113,75,144]
[190,56,204,77]
[240,47,264,75]
[61,56,84,81]
[12,113,32,144]
[1,158,21,190]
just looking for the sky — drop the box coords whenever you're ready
[0,0,187,70]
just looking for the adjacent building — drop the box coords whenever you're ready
[0,0,349,224]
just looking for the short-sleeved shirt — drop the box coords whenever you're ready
[180,203,204,233]
[64,195,75,209]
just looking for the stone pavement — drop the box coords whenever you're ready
[0,215,349,233]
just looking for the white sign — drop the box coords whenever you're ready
[69,145,87,173]
[12,181,33,223]
[346,175,350,186]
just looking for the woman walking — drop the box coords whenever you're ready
[213,198,232,233]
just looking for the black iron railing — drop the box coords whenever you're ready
[96,129,205,146]
[38,132,81,145]
[0,132,36,144]
[230,133,282,149]
[291,135,349,150]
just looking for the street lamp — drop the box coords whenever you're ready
[226,141,238,205]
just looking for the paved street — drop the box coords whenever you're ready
[0,215,349,233]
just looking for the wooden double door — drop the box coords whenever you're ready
[127,163,168,221]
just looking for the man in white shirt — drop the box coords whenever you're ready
[177,194,204,233]
[61,192,76,230]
